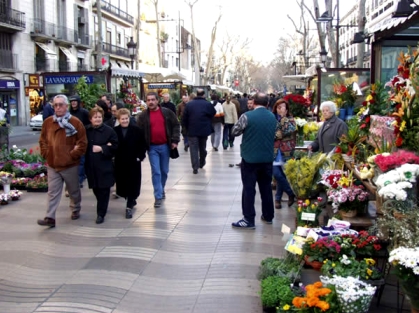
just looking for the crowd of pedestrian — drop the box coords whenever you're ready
[37,90,317,230]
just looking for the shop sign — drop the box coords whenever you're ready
[0,80,20,89]
[148,84,175,89]
[28,74,41,87]
[44,75,94,84]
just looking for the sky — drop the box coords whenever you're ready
[163,0,359,64]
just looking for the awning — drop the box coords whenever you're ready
[111,67,144,78]
[35,42,57,60]
[59,47,77,63]
[283,74,311,86]
[182,79,194,85]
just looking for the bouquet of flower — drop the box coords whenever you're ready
[292,281,333,312]
[333,82,358,109]
[295,198,323,227]
[0,171,14,185]
[373,150,419,172]
[284,94,311,118]
[388,247,419,310]
[302,237,341,263]
[321,254,383,281]
[320,275,376,313]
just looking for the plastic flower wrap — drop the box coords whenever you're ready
[0,171,14,185]
[295,198,323,227]
[303,121,320,140]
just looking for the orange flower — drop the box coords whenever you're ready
[316,300,330,311]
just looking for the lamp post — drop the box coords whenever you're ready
[319,49,328,67]
[127,36,137,69]
[316,1,340,67]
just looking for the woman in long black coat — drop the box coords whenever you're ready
[114,108,147,219]
[85,107,118,224]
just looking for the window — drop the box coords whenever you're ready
[106,30,111,44]
[117,33,121,45]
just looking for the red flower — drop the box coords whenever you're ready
[335,146,342,153]
[365,116,370,124]
[395,136,403,147]
[29,149,33,154]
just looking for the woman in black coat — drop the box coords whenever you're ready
[85,107,118,224]
[114,108,147,219]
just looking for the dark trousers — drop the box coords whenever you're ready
[127,196,137,209]
[188,136,208,170]
[240,159,274,224]
[272,165,295,201]
[223,124,235,148]
[92,187,111,217]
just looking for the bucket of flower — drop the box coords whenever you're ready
[0,171,14,193]
[295,198,323,229]
[11,177,30,190]
[301,237,341,271]
[0,193,10,205]
[9,189,22,201]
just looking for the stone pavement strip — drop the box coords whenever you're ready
[0,137,401,313]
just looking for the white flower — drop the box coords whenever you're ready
[12,145,17,149]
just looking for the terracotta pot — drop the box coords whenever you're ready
[339,209,357,218]
[304,255,323,271]
[393,211,406,220]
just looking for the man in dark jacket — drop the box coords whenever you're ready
[182,88,216,174]
[68,95,90,188]
[42,98,54,120]
[161,93,176,114]
[137,92,180,208]
[238,93,249,116]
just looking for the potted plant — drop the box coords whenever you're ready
[321,275,377,313]
[291,281,335,312]
[8,189,22,201]
[335,117,368,164]
[26,174,48,192]
[258,254,301,281]
[339,230,383,258]
[0,193,10,205]
[302,237,341,269]
[321,254,383,282]
[389,246,419,313]
[295,197,323,227]
[0,171,14,193]
[11,177,30,190]
[260,276,299,312]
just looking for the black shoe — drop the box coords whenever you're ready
[213,147,218,151]
[154,199,162,208]
[261,215,273,224]
[235,163,241,167]
[199,160,206,168]
[96,216,104,224]
[288,195,296,207]
[37,217,55,227]
[184,144,189,152]
[162,191,166,199]
[125,209,132,219]
[71,211,80,220]
[193,169,198,174]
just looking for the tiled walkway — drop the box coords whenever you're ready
[0,137,403,312]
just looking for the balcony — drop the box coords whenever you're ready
[0,7,26,31]
[35,56,48,72]
[96,42,130,59]
[0,51,18,71]
[93,0,134,27]
[77,64,90,71]
[58,61,70,72]
[30,19,91,48]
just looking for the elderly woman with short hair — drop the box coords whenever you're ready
[308,101,348,154]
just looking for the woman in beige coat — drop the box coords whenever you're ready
[222,95,238,149]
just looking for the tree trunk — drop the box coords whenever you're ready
[205,13,222,87]
[153,0,162,67]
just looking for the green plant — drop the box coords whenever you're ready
[295,198,323,227]
[302,237,341,263]
[335,117,367,160]
[258,254,302,281]
[74,76,107,110]
[260,276,291,308]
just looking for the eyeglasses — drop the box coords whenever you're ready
[53,103,67,108]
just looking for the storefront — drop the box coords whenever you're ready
[0,78,21,126]
[143,82,183,103]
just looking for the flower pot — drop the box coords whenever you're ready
[339,108,347,120]
[0,200,8,205]
[347,106,354,116]
[339,209,357,218]
[304,255,323,271]
[393,211,406,220]
[26,187,48,193]
[2,183,10,194]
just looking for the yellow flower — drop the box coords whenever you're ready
[332,263,336,267]
[400,120,406,132]
[366,94,373,102]
[283,304,290,311]
[338,176,351,187]
[367,268,373,276]
[298,207,302,212]
[305,199,310,205]
[365,258,375,266]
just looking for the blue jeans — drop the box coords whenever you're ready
[272,165,295,201]
[148,144,170,200]
[223,124,235,148]
[79,155,85,185]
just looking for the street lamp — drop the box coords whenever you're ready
[127,36,137,69]
[319,49,328,66]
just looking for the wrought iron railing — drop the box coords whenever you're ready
[94,0,134,24]
[97,42,129,58]
[0,7,25,28]
[35,56,48,72]
[32,19,91,46]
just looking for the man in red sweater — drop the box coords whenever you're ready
[137,92,180,208]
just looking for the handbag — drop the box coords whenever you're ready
[170,147,179,159]
[278,132,297,157]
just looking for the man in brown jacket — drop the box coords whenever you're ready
[37,94,87,227]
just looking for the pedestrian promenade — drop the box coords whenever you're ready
[0,136,403,313]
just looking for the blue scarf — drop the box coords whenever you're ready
[53,112,77,137]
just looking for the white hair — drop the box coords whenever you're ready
[54,94,69,104]
[320,101,337,113]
